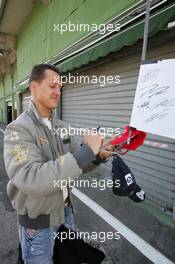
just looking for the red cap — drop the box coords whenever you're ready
[111,126,146,153]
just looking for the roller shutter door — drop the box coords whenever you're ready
[21,92,31,112]
[62,36,175,211]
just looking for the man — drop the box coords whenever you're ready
[4,64,112,264]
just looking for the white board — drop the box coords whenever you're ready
[130,59,175,139]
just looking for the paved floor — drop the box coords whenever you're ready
[0,123,19,264]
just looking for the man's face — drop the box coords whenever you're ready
[30,69,61,110]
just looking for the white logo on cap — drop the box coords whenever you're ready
[136,190,145,200]
[125,173,133,186]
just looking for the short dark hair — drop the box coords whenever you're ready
[29,64,61,84]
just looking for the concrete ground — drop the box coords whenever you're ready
[0,123,19,264]
[0,122,175,264]
[73,176,175,264]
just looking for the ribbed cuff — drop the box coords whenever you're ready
[92,154,109,166]
[18,214,50,229]
[73,144,96,169]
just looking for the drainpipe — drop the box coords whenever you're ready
[10,73,15,121]
[141,0,151,62]
[2,76,6,124]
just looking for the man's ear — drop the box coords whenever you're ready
[29,81,37,94]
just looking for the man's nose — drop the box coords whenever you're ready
[55,88,61,96]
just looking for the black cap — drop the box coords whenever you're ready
[112,155,145,203]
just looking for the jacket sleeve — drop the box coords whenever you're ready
[3,122,93,198]
[70,135,107,173]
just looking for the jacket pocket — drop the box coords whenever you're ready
[26,191,63,219]
[26,196,47,219]
[25,228,41,240]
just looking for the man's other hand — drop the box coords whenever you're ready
[99,144,115,160]
[84,133,103,155]
[99,135,117,160]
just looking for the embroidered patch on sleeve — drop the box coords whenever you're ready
[12,144,29,163]
[10,131,20,141]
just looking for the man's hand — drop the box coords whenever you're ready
[84,133,103,155]
[99,135,116,160]
[99,144,115,160]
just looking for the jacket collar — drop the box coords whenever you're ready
[28,100,60,128]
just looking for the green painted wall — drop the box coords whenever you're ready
[0,63,18,122]
[0,99,3,122]
[16,0,139,80]
[0,0,139,122]
[4,74,12,97]
[0,82,3,99]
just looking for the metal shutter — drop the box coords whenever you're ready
[61,38,175,211]
[21,92,31,112]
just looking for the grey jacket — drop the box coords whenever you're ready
[3,101,98,229]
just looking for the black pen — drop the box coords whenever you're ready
[97,126,100,132]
